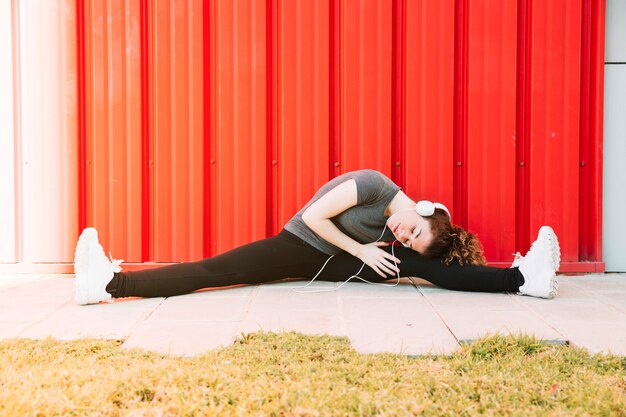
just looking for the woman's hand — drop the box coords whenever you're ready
[355,242,401,278]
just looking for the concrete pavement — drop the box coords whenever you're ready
[1,273,625,356]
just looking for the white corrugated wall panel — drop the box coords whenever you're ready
[603,0,626,272]
[0,1,17,263]
[605,0,626,63]
[17,0,78,263]
[603,66,626,271]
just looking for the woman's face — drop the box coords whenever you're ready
[386,210,433,254]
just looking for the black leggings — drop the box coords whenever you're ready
[106,229,522,298]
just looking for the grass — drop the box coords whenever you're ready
[0,332,624,417]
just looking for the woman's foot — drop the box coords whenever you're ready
[74,228,123,305]
[514,226,560,299]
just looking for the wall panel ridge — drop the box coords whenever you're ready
[83,0,143,262]
[275,0,330,233]
[341,0,393,175]
[149,0,205,262]
[0,0,606,273]
[0,0,18,263]
[528,0,582,263]
[466,0,518,262]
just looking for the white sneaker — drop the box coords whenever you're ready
[515,226,560,299]
[74,227,124,305]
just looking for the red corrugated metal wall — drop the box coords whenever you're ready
[4,0,605,272]
[77,0,605,271]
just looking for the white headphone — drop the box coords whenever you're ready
[415,200,452,220]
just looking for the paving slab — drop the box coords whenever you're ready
[551,319,626,355]
[331,279,420,298]
[0,322,32,340]
[19,297,164,340]
[566,273,626,292]
[0,273,625,357]
[121,290,253,355]
[148,294,250,322]
[122,320,241,356]
[252,283,337,308]
[344,318,458,356]
[0,276,72,323]
[341,293,426,322]
[417,284,566,343]
[432,306,565,343]
[566,274,626,315]
[239,308,344,337]
[0,274,48,291]
[240,284,344,337]
[515,279,626,355]
[342,300,458,355]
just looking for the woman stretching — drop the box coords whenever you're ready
[74,169,560,305]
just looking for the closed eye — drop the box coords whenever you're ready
[409,228,422,251]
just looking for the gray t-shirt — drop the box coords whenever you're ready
[284,169,401,255]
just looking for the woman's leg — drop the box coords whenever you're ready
[107,230,330,298]
[314,244,522,293]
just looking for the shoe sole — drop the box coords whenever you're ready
[74,228,98,305]
[537,226,560,299]
[517,226,560,299]
[538,226,561,271]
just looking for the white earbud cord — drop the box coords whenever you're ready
[291,222,403,293]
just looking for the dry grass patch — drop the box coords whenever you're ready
[0,332,624,416]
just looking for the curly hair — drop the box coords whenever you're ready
[421,209,487,266]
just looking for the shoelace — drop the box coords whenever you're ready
[108,252,124,273]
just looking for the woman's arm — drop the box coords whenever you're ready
[301,179,400,277]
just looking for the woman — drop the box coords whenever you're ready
[74,169,559,305]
